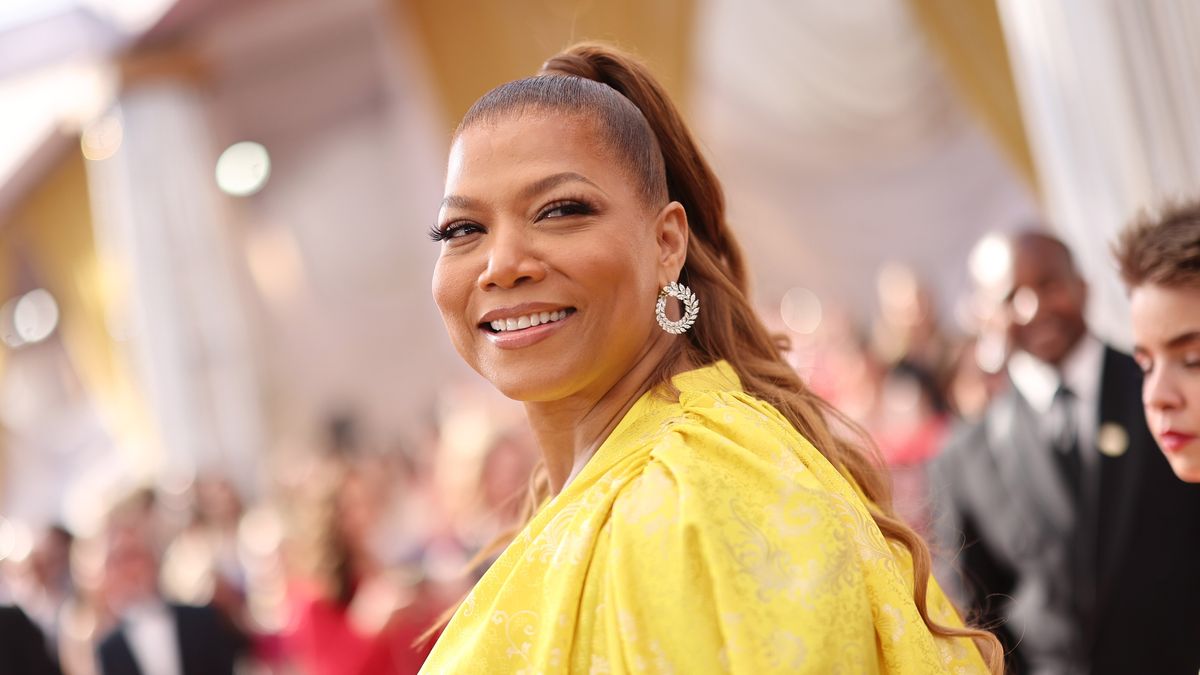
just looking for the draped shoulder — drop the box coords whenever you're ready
[421,361,987,674]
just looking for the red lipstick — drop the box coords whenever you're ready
[1159,431,1197,454]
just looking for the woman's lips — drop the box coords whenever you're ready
[1158,431,1197,454]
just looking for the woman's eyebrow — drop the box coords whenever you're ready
[440,194,478,210]
[519,172,606,201]
[440,173,604,211]
[1166,330,1200,349]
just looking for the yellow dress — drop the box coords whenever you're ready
[422,361,987,673]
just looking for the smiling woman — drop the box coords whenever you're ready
[433,105,684,421]
[422,43,1001,673]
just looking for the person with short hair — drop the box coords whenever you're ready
[932,230,1200,674]
[95,493,247,675]
[1114,199,1200,482]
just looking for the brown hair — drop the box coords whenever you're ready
[439,43,1003,671]
[1114,199,1200,290]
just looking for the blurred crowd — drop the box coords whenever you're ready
[801,260,1002,540]
[0,405,538,674]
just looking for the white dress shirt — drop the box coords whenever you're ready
[121,599,184,675]
[1008,333,1105,468]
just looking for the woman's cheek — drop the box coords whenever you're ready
[432,263,469,334]
[1186,367,1200,421]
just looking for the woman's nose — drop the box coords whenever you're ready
[477,226,545,290]
[1144,366,1184,413]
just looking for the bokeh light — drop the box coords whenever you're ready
[780,287,823,335]
[215,141,271,197]
[0,516,33,562]
[975,330,1008,374]
[81,113,124,161]
[968,232,1013,296]
[10,285,59,343]
[238,506,284,559]
[1011,286,1039,325]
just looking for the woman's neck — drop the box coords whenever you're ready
[524,335,686,494]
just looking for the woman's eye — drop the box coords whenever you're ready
[429,222,483,242]
[1183,354,1200,369]
[539,201,591,220]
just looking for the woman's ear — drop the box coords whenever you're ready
[655,201,689,285]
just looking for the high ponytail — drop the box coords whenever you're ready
[446,43,1004,672]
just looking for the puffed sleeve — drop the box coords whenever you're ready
[590,424,881,674]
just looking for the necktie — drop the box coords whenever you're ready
[1054,384,1099,639]
[1051,384,1082,498]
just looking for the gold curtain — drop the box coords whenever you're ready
[3,147,153,463]
[907,0,1039,193]
[399,0,696,130]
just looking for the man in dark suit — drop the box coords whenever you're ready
[96,495,245,675]
[932,231,1200,674]
[0,604,60,675]
[97,602,245,675]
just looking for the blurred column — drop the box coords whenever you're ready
[85,51,264,494]
[997,0,1200,346]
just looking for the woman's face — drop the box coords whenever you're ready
[432,111,685,402]
[1131,282,1200,482]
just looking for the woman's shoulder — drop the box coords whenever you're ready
[642,380,833,490]
[617,387,847,522]
[648,361,798,443]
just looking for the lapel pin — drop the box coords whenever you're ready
[1097,422,1129,457]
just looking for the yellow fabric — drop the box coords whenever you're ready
[423,361,987,673]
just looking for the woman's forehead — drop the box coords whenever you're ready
[447,113,624,191]
[1132,283,1200,346]
[454,111,605,159]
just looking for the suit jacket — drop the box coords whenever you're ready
[932,346,1200,675]
[0,605,60,675]
[97,603,245,675]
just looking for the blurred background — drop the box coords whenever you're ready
[0,0,1197,673]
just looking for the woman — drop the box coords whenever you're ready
[1115,199,1200,482]
[283,458,434,674]
[423,43,1000,673]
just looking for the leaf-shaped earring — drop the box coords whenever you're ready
[655,281,699,335]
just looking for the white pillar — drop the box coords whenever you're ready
[86,80,264,495]
[997,0,1200,347]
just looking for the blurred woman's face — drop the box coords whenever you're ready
[432,112,676,402]
[1131,283,1200,482]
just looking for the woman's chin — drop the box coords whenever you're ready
[480,366,579,403]
[1167,452,1200,484]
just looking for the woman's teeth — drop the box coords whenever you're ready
[490,310,569,332]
